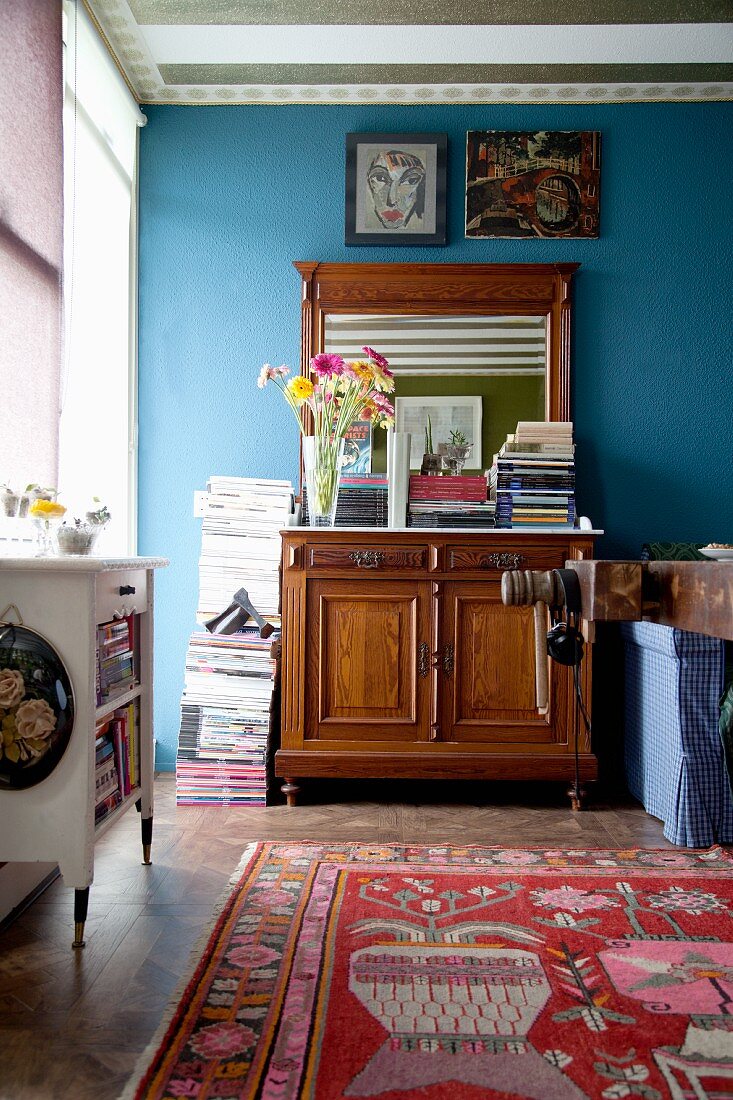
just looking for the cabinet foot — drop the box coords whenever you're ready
[568,785,586,811]
[141,815,153,865]
[72,887,90,949]
[281,777,300,807]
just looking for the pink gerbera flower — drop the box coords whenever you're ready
[358,345,387,371]
[372,392,394,415]
[361,346,389,369]
[310,353,345,379]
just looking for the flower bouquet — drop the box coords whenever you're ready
[258,347,395,525]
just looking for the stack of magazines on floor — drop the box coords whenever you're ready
[407,474,495,528]
[302,473,388,526]
[490,421,576,529]
[176,476,293,806]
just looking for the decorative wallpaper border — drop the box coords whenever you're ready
[140,82,733,105]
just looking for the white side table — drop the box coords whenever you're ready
[0,556,167,946]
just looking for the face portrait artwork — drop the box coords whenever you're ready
[347,133,445,245]
[366,149,426,231]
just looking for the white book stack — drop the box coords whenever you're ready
[197,476,294,626]
[176,475,293,806]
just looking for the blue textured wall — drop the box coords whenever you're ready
[138,103,732,769]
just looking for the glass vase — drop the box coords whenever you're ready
[31,516,62,556]
[302,435,344,527]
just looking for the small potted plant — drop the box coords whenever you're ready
[85,499,111,528]
[0,484,21,517]
[440,428,473,475]
[56,499,110,555]
[57,518,98,555]
[24,484,57,517]
[420,415,442,476]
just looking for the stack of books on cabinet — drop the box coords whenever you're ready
[491,421,576,529]
[176,476,292,806]
[302,473,388,526]
[407,475,495,528]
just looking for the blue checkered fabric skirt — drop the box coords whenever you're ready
[621,621,733,846]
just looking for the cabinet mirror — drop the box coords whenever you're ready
[295,262,578,475]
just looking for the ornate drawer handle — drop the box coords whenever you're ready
[481,552,526,570]
[418,642,430,678]
[443,643,454,675]
[348,550,385,569]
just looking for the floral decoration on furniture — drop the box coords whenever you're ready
[0,620,75,788]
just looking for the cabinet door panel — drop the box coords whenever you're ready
[443,582,567,745]
[305,580,431,743]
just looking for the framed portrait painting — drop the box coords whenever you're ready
[345,132,447,246]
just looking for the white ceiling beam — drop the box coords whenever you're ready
[141,23,733,65]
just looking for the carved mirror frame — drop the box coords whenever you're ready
[293,261,579,485]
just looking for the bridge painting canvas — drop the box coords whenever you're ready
[465,131,601,238]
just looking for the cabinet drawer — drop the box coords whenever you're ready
[95,569,148,624]
[307,544,428,571]
[447,543,569,574]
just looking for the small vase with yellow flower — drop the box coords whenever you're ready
[28,498,67,555]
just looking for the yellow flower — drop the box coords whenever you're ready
[29,499,66,519]
[287,376,314,401]
[348,360,373,383]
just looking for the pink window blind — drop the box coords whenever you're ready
[0,0,63,490]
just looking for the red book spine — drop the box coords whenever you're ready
[409,487,487,502]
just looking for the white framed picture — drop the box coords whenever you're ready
[394,396,482,470]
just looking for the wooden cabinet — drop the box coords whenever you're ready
[276,530,597,802]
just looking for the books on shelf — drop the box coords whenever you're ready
[511,421,574,445]
[302,480,388,527]
[177,475,291,806]
[96,615,135,706]
[408,502,496,528]
[95,702,139,824]
[490,421,577,530]
[409,475,488,502]
[407,472,493,528]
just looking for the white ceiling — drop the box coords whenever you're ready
[84,1,733,106]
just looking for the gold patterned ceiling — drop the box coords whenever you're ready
[83,0,733,105]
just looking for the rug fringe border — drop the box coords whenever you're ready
[117,841,261,1100]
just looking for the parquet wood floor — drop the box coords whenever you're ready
[0,774,675,1099]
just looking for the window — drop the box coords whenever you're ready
[60,0,145,553]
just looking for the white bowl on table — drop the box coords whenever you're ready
[699,547,733,561]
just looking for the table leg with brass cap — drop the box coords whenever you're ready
[141,814,153,865]
[72,887,89,949]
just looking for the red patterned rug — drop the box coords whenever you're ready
[125,843,733,1100]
